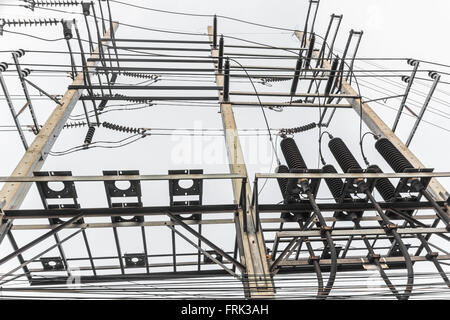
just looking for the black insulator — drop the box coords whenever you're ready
[1,18,61,28]
[260,77,292,85]
[324,57,339,97]
[279,122,316,136]
[322,164,344,200]
[375,138,414,173]
[122,72,159,80]
[83,126,95,145]
[290,57,303,96]
[31,0,81,7]
[63,121,89,129]
[82,2,91,16]
[13,49,25,58]
[223,58,230,101]
[62,19,73,40]
[429,71,440,80]
[102,121,144,134]
[328,137,362,173]
[21,68,31,77]
[280,138,308,170]
[275,165,289,199]
[305,33,315,69]
[407,59,419,66]
[218,35,224,73]
[0,62,8,72]
[368,164,396,202]
[401,76,411,84]
[213,15,217,48]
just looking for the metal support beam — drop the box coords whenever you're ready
[11,52,40,132]
[208,25,274,298]
[0,213,84,266]
[406,72,440,147]
[0,71,28,150]
[392,60,420,132]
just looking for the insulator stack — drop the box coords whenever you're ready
[63,121,91,129]
[260,77,292,84]
[305,33,315,69]
[290,57,303,96]
[102,121,144,134]
[0,62,8,72]
[24,0,81,8]
[280,138,308,170]
[21,68,31,77]
[122,72,159,81]
[62,19,73,40]
[275,165,289,198]
[218,35,224,73]
[367,164,396,202]
[83,126,95,146]
[328,137,362,172]
[81,2,91,16]
[375,138,414,173]
[322,164,344,200]
[13,49,26,58]
[279,122,316,136]
[223,58,230,101]
[213,15,217,48]
[0,18,61,28]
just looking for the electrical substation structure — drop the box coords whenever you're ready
[0,0,449,299]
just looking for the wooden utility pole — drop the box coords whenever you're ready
[208,26,274,298]
[0,23,119,215]
[295,30,450,207]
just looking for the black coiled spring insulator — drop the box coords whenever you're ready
[102,121,144,135]
[328,137,362,173]
[280,138,308,170]
[279,122,316,137]
[375,138,414,173]
[322,164,344,200]
[275,165,289,198]
[83,126,95,146]
[368,164,396,202]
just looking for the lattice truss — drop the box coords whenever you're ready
[0,0,449,299]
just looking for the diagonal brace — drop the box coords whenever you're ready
[167,225,240,279]
[0,213,83,266]
[23,78,63,106]
[167,211,245,271]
